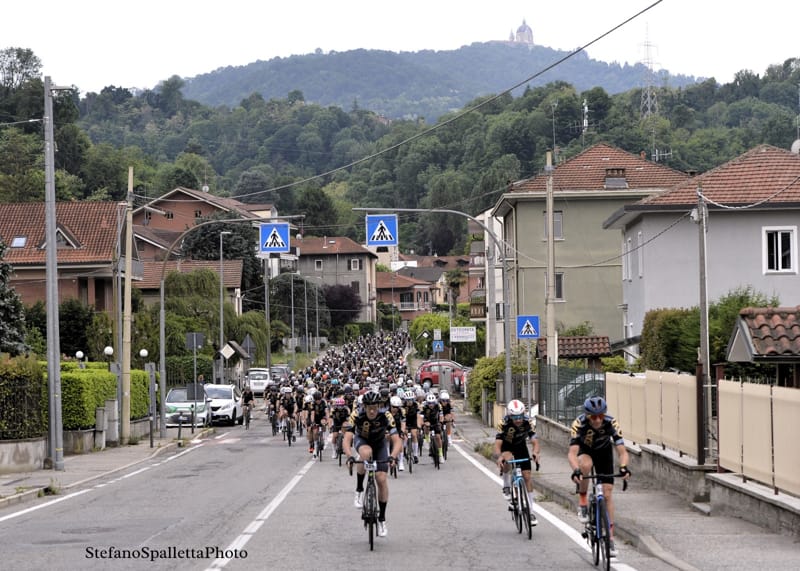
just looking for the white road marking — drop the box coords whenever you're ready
[206,460,316,569]
[452,442,638,571]
[0,444,203,523]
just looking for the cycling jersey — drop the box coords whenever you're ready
[346,409,398,444]
[311,400,328,424]
[405,402,420,429]
[569,414,624,452]
[281,395,296,413]
[440,402,452,416]
[242,390,255,405]
[421,403,442,426]
[496,415,536,447]
[331,406,351,430]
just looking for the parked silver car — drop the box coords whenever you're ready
[164,386,211,427]
[246,368,272,396]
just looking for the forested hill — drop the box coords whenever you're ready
[180,41,698,121]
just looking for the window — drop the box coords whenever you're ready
[423,292,429,303]
[349,258,362,271]
[315,259,323,271]
[637,231,644,278]
[763,226,797,273]
[194,209,203,218]
[350,281,360,294]
[545,272,564,300]
[11,236,26,248]
[165,211,174,220]
[543,211,564,239]
[621,238,633,281]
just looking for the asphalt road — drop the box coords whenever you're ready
[0,416,675,571]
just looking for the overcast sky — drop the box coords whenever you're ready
[6,0,798,96]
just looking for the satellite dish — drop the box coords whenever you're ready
[791,140,800,155]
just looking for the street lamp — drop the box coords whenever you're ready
[219,230,232,383]
[75,350,85,369]
[304,277,309,354]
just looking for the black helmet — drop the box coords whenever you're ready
[362,391,381,405]
[313,391,322,400]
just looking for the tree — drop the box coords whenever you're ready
[324,284,361,329]
[58,298,93,358]
[296,186,338,234]
[0,239,27,355]
[0,47,41,91]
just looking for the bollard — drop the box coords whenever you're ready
[105,399,119,444]
[95,407,106,450]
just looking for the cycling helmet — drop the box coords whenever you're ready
[304,394,313,404]
[362,391,381,405]
[415,388,425,398]
[425,393,438,405]
[281,386,292,394]
[343,385,353,394]
[507,399,525,416]
[390,396,403,408]
[403,391,415,401]
[313,391,323,400]
[439,391,450,401]
[333,397,346,407]
[584,396,607,415]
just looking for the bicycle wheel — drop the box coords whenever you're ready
[287,423,293,446]
[518,484,532,540]
[364,482,377,551]
[512,482,522,533]
[337,433,344,466]
[598,498,611,571]
[431,436,440,469]
[406,439,413,474]
[588,499,599,565]
[271,413,278,436]
[317,430,324,462]
[442,426,448,460]
[244,407,250,430]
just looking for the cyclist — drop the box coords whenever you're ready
[388,395,407,471]
[493,399,540,526]
[278,386,297,437]
[439,390,454,444]
[420,393,445,464]
[568,396,631,558]
[241,384,255,425]
[329,396,351,459]
[402,390,421,464]
[303,393,315,453]
[343,390,403,538]
[310,390,329,456]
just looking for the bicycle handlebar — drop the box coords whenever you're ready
[573,472,629,492]
[500,457,541,471]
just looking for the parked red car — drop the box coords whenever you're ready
[415,360,470,389]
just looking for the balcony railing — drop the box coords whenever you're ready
[398,301,430,312]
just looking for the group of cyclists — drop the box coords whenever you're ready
[240,330,631,555]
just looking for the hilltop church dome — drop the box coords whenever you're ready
[515,19,533,44]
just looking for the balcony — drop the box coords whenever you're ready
[469,289,486,319]
[398,301,430,312]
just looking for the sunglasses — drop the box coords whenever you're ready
[588,414,605,421]
[509,414,524,421]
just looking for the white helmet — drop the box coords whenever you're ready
[415,388,425,398]
[304,394,313,404]
[425,393,438,405]
[439,391,450,401]
[507,399,525,416]
[390,396,403,408]
[357,394,364,405]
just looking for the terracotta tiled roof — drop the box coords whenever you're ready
[536,336,612,359]
[135,187,262,219]
[375,272,430,289]
[639,145,800,207]
[399,253,470,267]
[134,225,182,248]
[511,143,689,193]
[736,306,800,359]
[0,202,124,265]
[295,236,377,257]
[397,266,445,283]
[137,260,244,289]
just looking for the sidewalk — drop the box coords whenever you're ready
[450,396,799,571]
[0,428,210,510]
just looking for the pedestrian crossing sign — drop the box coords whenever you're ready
[516,315,540,339]
[259,222,290,254]
[365,214,398,247]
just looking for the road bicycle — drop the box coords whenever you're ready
[441,423,449,461]
[282,416,295,446]
[243,403,251,430]
[268,406,278,436]
[503,458,537,540]
[314,423,326,461]
[423,423,441,469]
[335,432,345,466]
[348,456,393,551]
[577,471,628,570]
[404,432,414,474]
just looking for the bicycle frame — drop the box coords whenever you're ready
[579,472,628,570]
[505,458,533,540]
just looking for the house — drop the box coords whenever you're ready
[0,201,127,311]
[491,143,689,346]
[727,306,800,388]
[603,144,800,357]
[132,187,271,262]
[469,209,506,357]
[295,236,378,323]
[375,271,433,324]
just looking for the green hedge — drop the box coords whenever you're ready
[0,356,45,439]
[61,369,153,429]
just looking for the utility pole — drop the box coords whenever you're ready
[545,150,558,365]
[697,185,710,465]
[44,76,66,470]
[264,259,272,370]
[121,167,134,444]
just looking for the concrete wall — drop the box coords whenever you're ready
[0,437,46,475]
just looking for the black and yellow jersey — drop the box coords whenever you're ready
[346,409,398,442]
[569,414,624,451]
[495,415,536,447]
